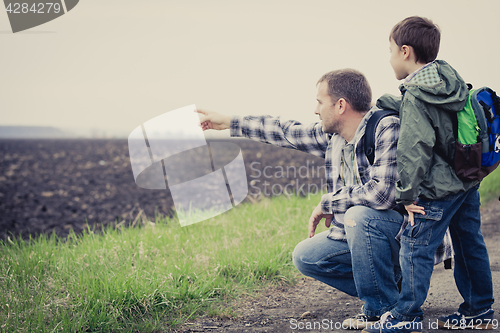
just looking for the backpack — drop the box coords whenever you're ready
[453,86,500,181]
[365,87,500,181]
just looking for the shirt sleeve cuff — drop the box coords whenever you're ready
[397,199,415,206]
[230,116,243,137]
[320,193,333,214]
[396,186,416,206]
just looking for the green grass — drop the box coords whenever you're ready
[0,194,326,333]
[1,172,498,333]
[480,166,500,205]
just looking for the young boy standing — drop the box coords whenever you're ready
[364,16,495,333]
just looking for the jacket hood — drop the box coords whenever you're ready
[401,60,469,113]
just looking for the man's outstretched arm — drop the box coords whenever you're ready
[198,109,330,158]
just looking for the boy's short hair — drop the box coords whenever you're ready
[390,16,440,63]
[317,69,372,113]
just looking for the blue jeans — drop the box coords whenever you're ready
[392,185,494,321]
[293,206,404,317]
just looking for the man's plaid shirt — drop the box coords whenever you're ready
[230,107,453,265]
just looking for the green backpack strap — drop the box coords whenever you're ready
[457,89,479,145]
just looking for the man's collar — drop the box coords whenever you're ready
[350,107,378,144]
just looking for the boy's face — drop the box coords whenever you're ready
[389,38,408,80]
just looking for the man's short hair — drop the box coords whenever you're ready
[317,69,372,112]
[390,16,440,64]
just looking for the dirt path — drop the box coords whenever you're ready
[175,200,500,333]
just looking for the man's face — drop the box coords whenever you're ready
[389,38,408,80]
[315,80,340,134]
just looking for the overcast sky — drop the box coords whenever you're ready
[1,0,499,138]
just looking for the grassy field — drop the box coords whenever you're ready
[1,169,499,333]
[0,193,327,333]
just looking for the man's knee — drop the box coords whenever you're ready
[344,205,373,230]
[292,239,309,272]
[345,206,403,247]
[292,235,330,273]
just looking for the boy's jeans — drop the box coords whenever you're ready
[293,206,404,317]
[392,184,494,321]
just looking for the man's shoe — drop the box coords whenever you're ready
[437,309,495,330]
[342,313,380,329]
[362,312,422,333]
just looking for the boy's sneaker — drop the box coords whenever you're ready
[342,313,380,329]
[362,312,422,333]
[437,309,495,329]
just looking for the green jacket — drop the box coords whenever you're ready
[377,60,476,205]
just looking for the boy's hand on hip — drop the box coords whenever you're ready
[405,202,425,226]
[308,203,333,238]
